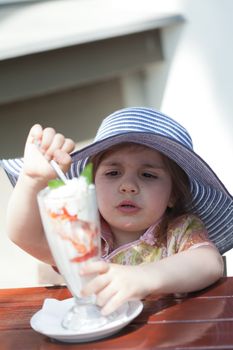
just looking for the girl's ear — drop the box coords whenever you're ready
[167,196,175,208]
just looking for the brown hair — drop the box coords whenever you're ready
[162,155,192,218]
[160,155,192,237]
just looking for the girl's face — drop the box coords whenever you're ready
[94,145,173,247]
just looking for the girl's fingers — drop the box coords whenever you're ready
[44,133,65,160]
[23,124,75,179]
[100,291,128,316]
[81,262,110,296]
[39,127,56,154]
[26,124,43,145]
[61,138,76,154]
[26,124,75,161]
[80,261,109,275]
[46,136,75,162]
[53,150,72,173]
[81,273,110,297]
[95,284,118,308]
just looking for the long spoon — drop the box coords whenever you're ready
[50,159,68,184]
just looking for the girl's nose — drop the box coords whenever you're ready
[119,181,139,194]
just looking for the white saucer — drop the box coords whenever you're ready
[30,297,143,343]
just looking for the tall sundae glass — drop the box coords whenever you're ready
[37,165,106,331]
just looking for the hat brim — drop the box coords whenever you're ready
[71,132,229,195]
[70,132,233,254]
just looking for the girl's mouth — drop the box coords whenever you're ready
[117,201,140,213]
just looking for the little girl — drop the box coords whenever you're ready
[2,107,232,316]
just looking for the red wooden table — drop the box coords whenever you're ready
[1,277,233,349]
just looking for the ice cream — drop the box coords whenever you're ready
[37,175,100,299]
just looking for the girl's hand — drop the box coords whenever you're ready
[23,124,75,182]
[80,261,151,316]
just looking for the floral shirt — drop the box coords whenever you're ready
[101,214,215,265]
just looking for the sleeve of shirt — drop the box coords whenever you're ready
[167,214,217,254]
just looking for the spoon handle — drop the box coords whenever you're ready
[50,159,68,183]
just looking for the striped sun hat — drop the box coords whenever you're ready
[1,107,233,254]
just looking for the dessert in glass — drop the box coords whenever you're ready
[37,166,107,331]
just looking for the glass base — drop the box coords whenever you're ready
[62,299,108,331]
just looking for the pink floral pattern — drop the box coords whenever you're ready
[101,214,216,265]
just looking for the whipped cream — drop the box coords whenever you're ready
[45,178,96,221]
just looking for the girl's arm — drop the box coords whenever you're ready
[145,245,223,294]
[6,124,75,265]
[7,173,54,264]
[81,245,223,315]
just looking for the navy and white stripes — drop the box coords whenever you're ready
[95,107,193,148]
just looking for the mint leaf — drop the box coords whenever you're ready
[48,179,65,189]
[80,162,93,184]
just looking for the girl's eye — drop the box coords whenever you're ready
[142,172,158,179]
[105,170,119,177]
